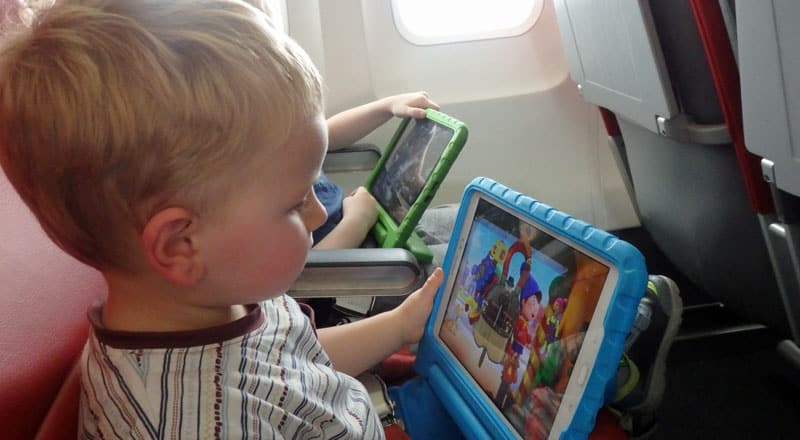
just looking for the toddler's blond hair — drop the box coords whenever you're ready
[0,0,323,271]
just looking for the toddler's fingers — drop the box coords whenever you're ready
[421,267,444,295]
[425,99,440,111]
[348,186,366,197]
[408,107,427,119]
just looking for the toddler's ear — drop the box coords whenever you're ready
[141,207,205,286]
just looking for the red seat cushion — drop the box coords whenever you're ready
[0,172,105,440]
[34,362,81,440]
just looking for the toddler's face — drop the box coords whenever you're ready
[199,114,328,305]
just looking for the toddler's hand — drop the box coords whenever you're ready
[342,186,379,226]
[386,92,440,119]
[392,268,444,344]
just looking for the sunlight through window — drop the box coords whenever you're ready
[392,0,543,45]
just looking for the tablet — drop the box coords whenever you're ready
[409,177,647,440]
[365,109,467,262]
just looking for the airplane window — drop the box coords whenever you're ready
[391,0,543,45]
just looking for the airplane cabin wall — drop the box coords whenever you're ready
[286,0,639,231]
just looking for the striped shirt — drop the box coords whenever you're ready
[79,295,384,439]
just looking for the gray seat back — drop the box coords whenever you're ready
[554,0,788,334]
[739,0,800,345]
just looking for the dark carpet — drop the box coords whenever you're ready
[613,227,800,440]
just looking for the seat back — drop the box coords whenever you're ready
[553,0,789,334]
[0,170,106,440]
[738,0,800,346]
[738,1,800,198]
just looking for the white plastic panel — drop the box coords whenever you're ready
[357,0,569,104]
[268,0,288,33]
[553,0,677,133]
[285,0,326,78]
[738,0,800,197]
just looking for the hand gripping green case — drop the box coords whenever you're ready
[365,109,468,263]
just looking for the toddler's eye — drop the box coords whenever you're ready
[292,193,312,211]
[292,198,308,211]
[291,187,317,212]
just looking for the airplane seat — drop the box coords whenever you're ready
[553,0,791,336]
[0,168,106,440]
[737,0,800,366]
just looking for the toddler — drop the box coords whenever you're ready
[0,0,442,438]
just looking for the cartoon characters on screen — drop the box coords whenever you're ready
[453,215,611,439]
[495,271,573,413]
[459,221,569,409]
[456,218,582,435]
[510,289,579,440]
[464,222,533,370]
[494,279,543,411]
[516,254,609,440]
[463,220,534,329]
[463,239,507,324]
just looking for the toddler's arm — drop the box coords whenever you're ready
[317,268,444,377]
[326,92,439,150]
[314,92,440,249]
[313,186,378,249]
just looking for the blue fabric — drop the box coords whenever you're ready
[312,174,343,244]
[388,377,464,440]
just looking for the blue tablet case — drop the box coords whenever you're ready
[388,177,647,440]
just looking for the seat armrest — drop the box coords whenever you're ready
[322,144,381,173]
[289,248,425,298]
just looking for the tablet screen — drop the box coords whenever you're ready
[437,198,610,439]
[370,118,454,224]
